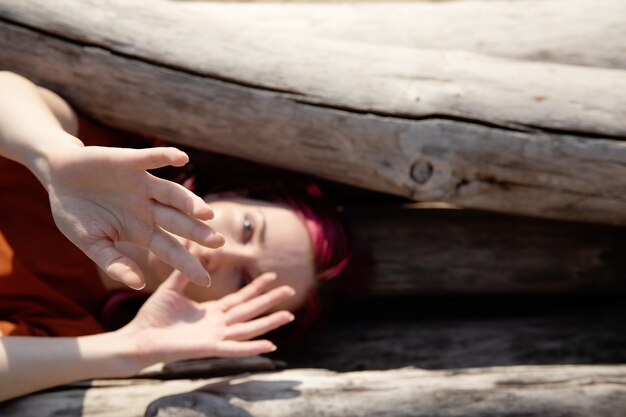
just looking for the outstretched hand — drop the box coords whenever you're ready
[46,145,224,289]
[122,270,295,369]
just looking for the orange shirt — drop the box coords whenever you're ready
[0,116,126,336]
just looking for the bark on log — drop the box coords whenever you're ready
[2,366,625,417]
[1,0,626,225]
[347,207,626,295]
[176,0,626,70]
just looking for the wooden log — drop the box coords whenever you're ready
[1,0,626,225]
[280,299,626,371]
[176,0,626,70]
[347,207,626,295]
[2,365,625,417]
[2,302,624,416]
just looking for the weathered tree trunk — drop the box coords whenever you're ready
[1,0,626,224]
[2,365,625,417]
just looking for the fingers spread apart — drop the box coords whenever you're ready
[152,203,224,249]
[223,285,296,326]
[148,227,211,287]
[226,311,295,341]
[148,176,213,221]
[218,272,277,311]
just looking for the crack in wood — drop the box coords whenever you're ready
[0,16,307,97]
[293,98,534,134]
[453,174,626,203]
[3,13,623,146]
[518,122,626,142]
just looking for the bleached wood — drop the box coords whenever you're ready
[2,366,625,417]
[175,0,626,70]
[1,0,626,224]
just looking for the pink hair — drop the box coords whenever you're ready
[282,184,351,282]
[263,183,352,346]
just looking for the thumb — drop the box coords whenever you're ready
[129,147,189,170]
[160,269,191,294]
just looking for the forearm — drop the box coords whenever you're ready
[0,71,83,187]
[0,331,140,402]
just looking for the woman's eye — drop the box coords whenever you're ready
[239,269,252,289]
[242,214,254,244]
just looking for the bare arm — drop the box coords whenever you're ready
[0,331,134,402]
[0,71,82,185]
[0,272,295,402]
[36,85,79,136]
[0,72,223,289]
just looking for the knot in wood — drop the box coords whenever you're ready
[410,160,433,184]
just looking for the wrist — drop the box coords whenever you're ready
[110,326,165,375]
[78,330,145,379]
[26,130,84,190]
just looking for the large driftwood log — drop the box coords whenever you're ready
[348,207,626,295]
[176,0,626,70]
[1,0,626,224]
[2,366,625,417]
[3,302,625,416]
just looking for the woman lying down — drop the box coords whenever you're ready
[0,71,350,401]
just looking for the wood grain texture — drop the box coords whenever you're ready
[175,0,626,70]
[3,301,624,416]
[1,0,626,225]
[346,207,626,295]
[280,299,626,371]
[2,365,625,417]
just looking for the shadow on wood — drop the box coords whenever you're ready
[346,206,626,295]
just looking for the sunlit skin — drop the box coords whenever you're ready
[103,196,317,312]
[181,197,316,312]
[0,71,304,401]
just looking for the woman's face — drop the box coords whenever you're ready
[180,196,316,312]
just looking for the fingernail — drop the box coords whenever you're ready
[269,344,277,352]
[131,282,146,291]
[288,313,295,322]
[200,272,211,287]
[288,288,296,296]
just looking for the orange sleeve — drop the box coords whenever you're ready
[0,114,122,337]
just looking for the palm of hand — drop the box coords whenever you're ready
[132,289,228,362]
[46,145,222,289]
[122,271,295,369]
